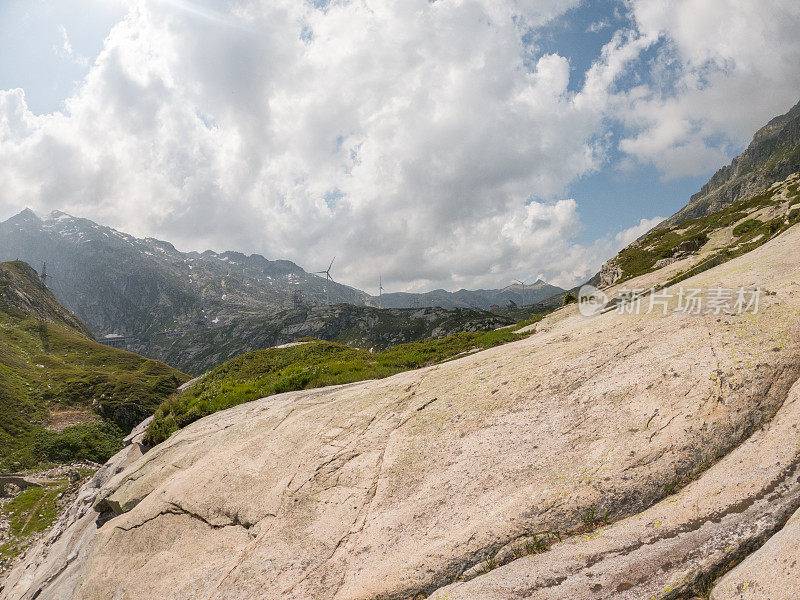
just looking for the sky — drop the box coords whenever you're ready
[0,0,799,293]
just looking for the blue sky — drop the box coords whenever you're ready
[0,0,798,291]
[531,0,713,244]
[0,1,125,113]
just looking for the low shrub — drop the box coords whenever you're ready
[732,219,761,237]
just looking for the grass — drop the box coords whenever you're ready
[732,219,761,237]
[466,508,613,582]
[145,313,549,445]
[0,478,72,572]
[5,482,65,537]
[0,261,188,471]
[581,506,611,530]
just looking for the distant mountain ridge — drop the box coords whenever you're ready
[0,208,370,340]
[376,280,563,311]
[0,210,562,369]
[0,210,562,326]
[132,304,527,375]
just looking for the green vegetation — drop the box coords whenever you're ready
[8,424,126,469]
[562,292,577,306]
[732,218,761,237]
[581,505,611,530]
[145,314,548,445]
[0,472,99,573]
[0,479,71,570]
[4,482,65,537]
[0,261,188,471]
[143,303,542,376]
[613,175,800,284]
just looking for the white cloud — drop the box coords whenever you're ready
[613,215,664,248]
[57,25,73,57]
[0,0,798,292]
[586,20,610,34]
[610,0,800,179]
[0,0,606,291]
[539,215,664,288]
[54,24,89,67]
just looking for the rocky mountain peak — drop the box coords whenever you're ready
[661,98,800,227]
[7,207,42,226]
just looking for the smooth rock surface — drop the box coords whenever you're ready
[429,373,800,599]
[4,226,800,600]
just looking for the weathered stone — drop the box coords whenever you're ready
[598,258,623,287]
[4,225,800,600]
[652,256,679,269]
[709,506,800,600]
[429,374,800,599]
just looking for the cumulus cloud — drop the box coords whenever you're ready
[0,0,602,290]
[0,0,798,291]
[613,215,664,248]
[611,0,800,179]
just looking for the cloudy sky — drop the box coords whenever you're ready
[1,0,799,293]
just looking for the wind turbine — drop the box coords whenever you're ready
[39,262,50,286]
[515,279,526,307]
[315,257,335,305]
[378,276,384,309]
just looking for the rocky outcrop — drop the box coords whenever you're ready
[710,506,800,600]
[0,477,41,498]
[598,258,623,288]
[4,223,800,599]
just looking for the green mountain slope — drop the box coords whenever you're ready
[139,303,544,375]
[0,261,188,471]
[600,172,800,287]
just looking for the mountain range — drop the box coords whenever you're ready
[4,95,800,600]
[0,210,562,371]
[9,157,800,599]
